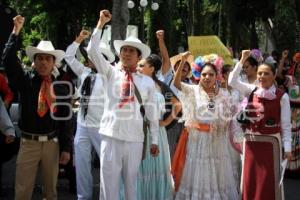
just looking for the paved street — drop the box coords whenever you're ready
[0,155,99,200]
[1,155,300,200]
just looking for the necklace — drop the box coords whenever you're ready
[206,88,217,111]
[207,98,215,111]
[201,83,218,111]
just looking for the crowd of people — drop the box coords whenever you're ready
[0,8,299,200]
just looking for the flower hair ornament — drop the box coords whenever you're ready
[203,54,224,81]
[192,54,224,81]
[293,52,300,64]
[250,49,263,64]
[192,56,205,80]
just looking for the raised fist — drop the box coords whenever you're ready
[156,30,164,40]
[79,30,90,39]
[282,50,289,59]
[181,51,192,62]
[240,50,251,64]
[100,10,112,24]
[75,30,91,43]
[13,15,25,35]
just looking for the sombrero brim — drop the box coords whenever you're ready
[170,54,194,78]
[26,46,65,66]
[114,40,151,59]
[170,54,194,68]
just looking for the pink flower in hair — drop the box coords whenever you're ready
[203,54,224,81]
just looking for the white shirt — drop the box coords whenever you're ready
[86,28,159,144]
[228,62,292,152]
[65,42,106,128]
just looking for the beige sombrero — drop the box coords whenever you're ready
[26,41,65,65]
[170,53,194,77]
[170,53,194,68]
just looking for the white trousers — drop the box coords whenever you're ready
[74,125,101,200]
[100,136,143,200]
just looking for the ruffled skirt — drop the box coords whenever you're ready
[175,129,239,200]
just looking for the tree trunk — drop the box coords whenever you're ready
[111,0,129,53]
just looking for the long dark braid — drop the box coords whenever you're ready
[146,54,164,91]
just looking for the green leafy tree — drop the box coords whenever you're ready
[273,0,297,52]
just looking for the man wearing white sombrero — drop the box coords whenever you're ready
[65,29,115,200]
[86,10,159,200]
[2,15,73,200]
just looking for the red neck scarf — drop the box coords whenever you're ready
[37,76,57,117]
[118,66,137,108]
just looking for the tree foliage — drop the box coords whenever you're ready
[273,0,297,51]
[5,0,112,49]
[1,0,299,57]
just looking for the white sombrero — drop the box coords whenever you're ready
[26,41,65,65]
[99,42,115,63]
[114,36,151,59]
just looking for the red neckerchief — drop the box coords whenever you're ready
[118,66,137,108]
[37,76,57,117]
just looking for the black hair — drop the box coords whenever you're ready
[120,46,142,57]
[174,60,191,71]
[203,62,218,75]
[146,54,162,73]
[258,62,276,75]
[271,50,280,58]
[79,44,89,62]
[222,64,232,75]
[245,56,258,68]
[33,54,56,61]
[145,54,162,83]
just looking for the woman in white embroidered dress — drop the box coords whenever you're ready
[174,52,239,200]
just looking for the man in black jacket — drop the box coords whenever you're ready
[2,15,73,200]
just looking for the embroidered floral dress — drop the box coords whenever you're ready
[175,83,239,200]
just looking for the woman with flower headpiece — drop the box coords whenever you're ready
[229,50,292,200]
[173,52,239,200]
[285,52,300,176]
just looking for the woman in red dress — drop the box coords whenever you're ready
[229,50,293,200]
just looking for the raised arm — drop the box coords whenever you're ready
[1,15,26,91]
[276,50,288,79]
[228,50,256,97]
[156,30,171,75]
[280,93,292,160]
[173,51,191,90]
[64,30,90,76]
[86,10,113,77]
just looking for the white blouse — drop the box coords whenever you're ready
[228,62,292,152]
